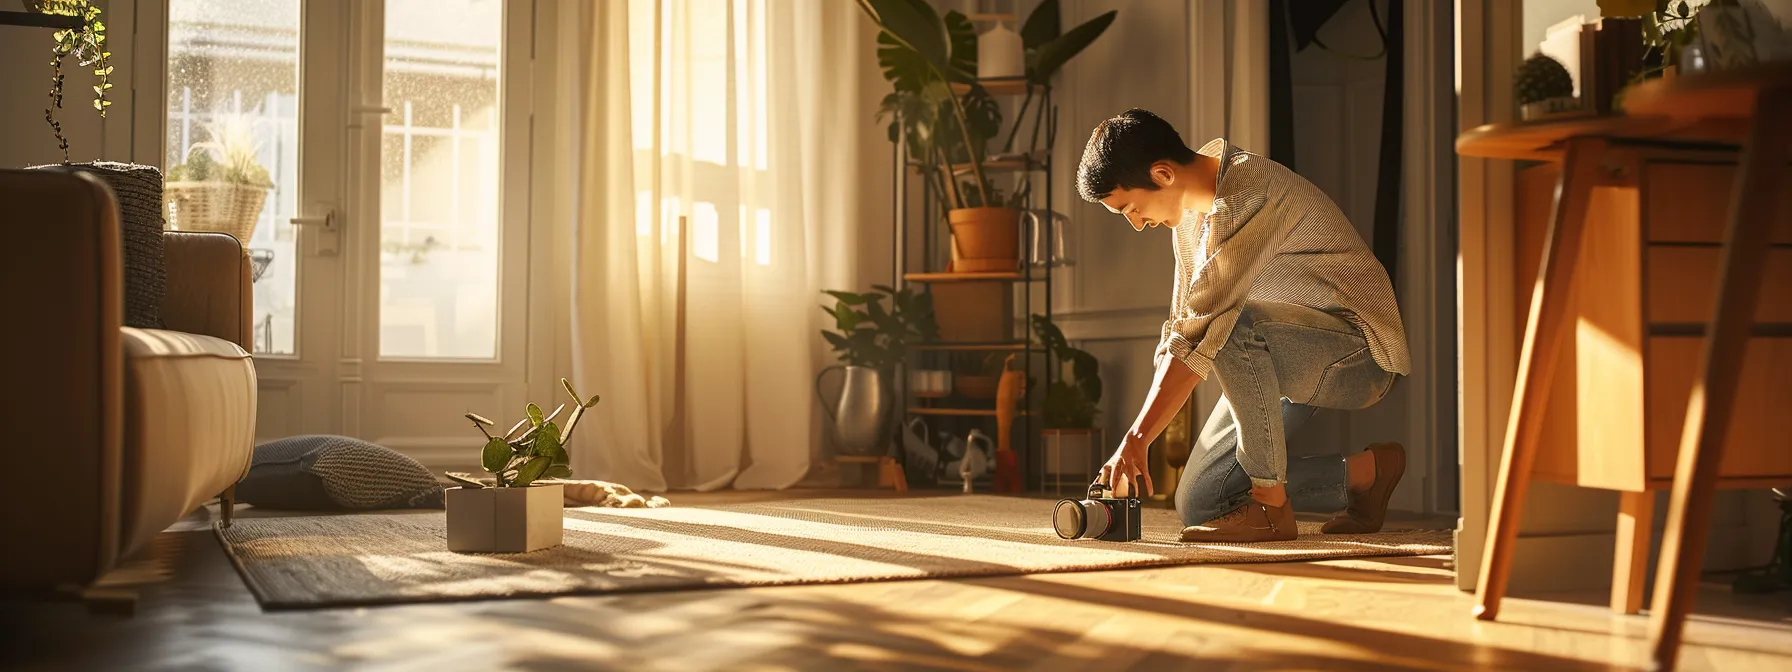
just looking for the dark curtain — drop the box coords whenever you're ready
[1372,0,1403,288]
[1268,0,1295,169]
[1278,0,1403,286]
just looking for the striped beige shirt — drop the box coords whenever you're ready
[1156,139,1411,380]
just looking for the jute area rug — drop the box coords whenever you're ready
[216,495,1451,609]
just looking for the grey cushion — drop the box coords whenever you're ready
[239,435,445,510]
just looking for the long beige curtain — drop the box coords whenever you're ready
[563,0,866,491]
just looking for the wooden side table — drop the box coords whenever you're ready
[1459,62,1792,671]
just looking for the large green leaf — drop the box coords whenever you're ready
[1070,350,1102,403]
[1030,10,1116,84]
[876,31,937,94]
[544,464,574,480]
[835,300,863,331]
[943,10,978,83]
[958,84,1002,152]
[534,421,566,465]
[821,330,853,361]
[481,437,512,474]
[865,298,892,329]
[1020,0,1061,49]
[862,0,950,92]
[512,455,551,487]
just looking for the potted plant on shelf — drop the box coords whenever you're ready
[817,285,938,456]
[444,378,599,553]
[860,0,1114,274]
[163,111,275,244]
[1031,314,1103,481]
[23,0,113,164]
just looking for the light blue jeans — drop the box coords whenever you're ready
[1175,301,1396,527]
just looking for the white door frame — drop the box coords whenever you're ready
[1454,0,1521,591]
[336,0,540,470]
[130,0,552,472]
[127,0,353,443]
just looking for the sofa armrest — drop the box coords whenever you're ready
[0,169,124,590]
[162,231,252,350]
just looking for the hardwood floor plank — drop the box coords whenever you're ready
[3,492,1788,671]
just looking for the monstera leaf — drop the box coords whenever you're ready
[856,0,993,206]
[863,0,951,92]
[942,9,978,83]
[1019,0,1117,85]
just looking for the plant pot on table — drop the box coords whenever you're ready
[446,483,565,553]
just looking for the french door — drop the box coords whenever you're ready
[144,0,541,469]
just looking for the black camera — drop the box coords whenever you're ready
[1053,483,1142,542]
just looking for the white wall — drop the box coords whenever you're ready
[1522,0,1600,57]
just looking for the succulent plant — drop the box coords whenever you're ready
[1516,54,1575,106]
[451,378,600,489]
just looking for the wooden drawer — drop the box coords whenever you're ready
[1645,337,1792,483]
[1646,246,1792,324]
[1643,162,1792,244]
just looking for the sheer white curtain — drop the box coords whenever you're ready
[565,0,865,491]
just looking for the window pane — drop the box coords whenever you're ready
[167,0,300,356]
[379,0,502,359]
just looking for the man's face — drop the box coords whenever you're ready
[1096,162,1183,232]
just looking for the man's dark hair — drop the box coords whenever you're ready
[1076,108,1197,202]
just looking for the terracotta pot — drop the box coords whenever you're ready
[948,207,1021,269]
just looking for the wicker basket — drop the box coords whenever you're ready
[163,181,269,243]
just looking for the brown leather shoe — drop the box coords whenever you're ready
[1180,497,1297,543]
[1323,442,1406,534]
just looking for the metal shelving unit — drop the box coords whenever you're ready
[892,81,1062,493]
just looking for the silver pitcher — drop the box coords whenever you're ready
[815,365,892,456]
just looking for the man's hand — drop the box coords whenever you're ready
[1098,437,1154,498]
[1101,351,1200,499]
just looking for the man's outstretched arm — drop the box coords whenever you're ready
[1098,354,1201,497]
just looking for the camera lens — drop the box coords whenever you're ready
[1053,498,1112,540]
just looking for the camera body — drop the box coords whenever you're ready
[1053,483,1143,542]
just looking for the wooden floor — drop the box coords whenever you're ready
[3,490,1790,671]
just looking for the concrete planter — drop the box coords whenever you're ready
[445,484,564,553]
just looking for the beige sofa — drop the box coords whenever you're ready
[0,169,257,594]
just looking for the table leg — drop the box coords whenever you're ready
[1613,489,1654,614]
[1649,88,1792,671]
[1473,136,1609,621]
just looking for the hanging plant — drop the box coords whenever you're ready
[29,0,113,163]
